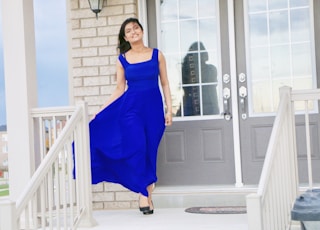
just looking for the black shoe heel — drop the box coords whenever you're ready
[143,209,154,215]
[139,206,150,212]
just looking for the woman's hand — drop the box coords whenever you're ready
[165,112,172,126]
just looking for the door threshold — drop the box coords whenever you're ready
[153,185,257,208]
[154,184,257,194]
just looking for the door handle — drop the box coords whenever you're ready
[222,87,232,121]
[239,86,247,120]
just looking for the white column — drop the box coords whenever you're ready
[1,0,37,200]
[227,0,243,187]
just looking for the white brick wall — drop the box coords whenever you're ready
[68,0,139,210]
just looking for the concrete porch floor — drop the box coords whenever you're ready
[79,185,253,230]
[78,208,248,230]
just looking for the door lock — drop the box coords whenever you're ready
[239,86,247,98]
[239,73,246,83]
[223,74,231,84]
[239,86,247,120]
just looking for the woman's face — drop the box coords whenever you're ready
[124,22,143,44]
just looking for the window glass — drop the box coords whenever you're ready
[269,11,289,44]
[198,0,216,17]
[161,22,180,53]
[179,0,197,19]
[199,19,217,50]
[202,85,219,115]
[160,0,221,117]
[292,43,312,77]
[249,13,268,47]
[161,0,178,20]
[180,20,198,52]
[290,8,310,42]
[250,47,269,80]
[248,0,266,12]
[245,0,315,114]
[268,0,287,10]
[290,0,309,8]
[270,45,291,78]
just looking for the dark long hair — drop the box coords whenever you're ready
[118,18,144,54]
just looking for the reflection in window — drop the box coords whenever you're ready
[292,44,312,77]
[268,0,287,10]
[291,8,310,42]
[199,19,217,50]
[251,47,269,80]
[160,0,220,118]
[161,22,179,53]
[179,0,197,19]
[160,0,178,20]
[269,11,289,44]
[270,45,290,78]
[177,42,219,116]
[290,0,309,8]
[248,0,266,12]
[246,0,315,113]
[180,20,198,52]
[249,14,268,47]
[198,0,216,17]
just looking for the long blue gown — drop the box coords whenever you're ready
[89,48,165,197]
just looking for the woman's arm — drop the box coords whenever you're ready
[158,50,173,126]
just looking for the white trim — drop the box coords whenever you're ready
[227,0,243,187]
[155,0,162,50]
[137,0,149,46]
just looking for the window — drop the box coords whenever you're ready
[245,0,315,113]
[160,0,221,117]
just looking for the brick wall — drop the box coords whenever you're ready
[68,0,139,210]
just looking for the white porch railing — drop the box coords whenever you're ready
[0,102,96,229]
[246,86,320,230]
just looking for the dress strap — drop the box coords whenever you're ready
[118,54,129,68]
[152,48,158,62]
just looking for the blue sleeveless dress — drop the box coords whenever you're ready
[89,48,165,196]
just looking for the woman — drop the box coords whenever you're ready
[89,18,172,215]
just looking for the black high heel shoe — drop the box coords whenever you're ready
[142,201,154,215]
[139,195,150,213]
[139,206,150,212]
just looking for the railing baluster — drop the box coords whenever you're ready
[304,100,313,189]
[66,138,75,227]
[40,181,46,229]
[61,147,67,229]
[74,125,81,217]
[48,167,54,230]
[24,204,29,229]
[38,117,45,161]
[54,159,60,229]
[53,116,57,143]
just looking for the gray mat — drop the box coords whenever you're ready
[185,206,247,214]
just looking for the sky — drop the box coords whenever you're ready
[0,0,69,126]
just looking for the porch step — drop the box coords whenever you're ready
[152,185,257,208]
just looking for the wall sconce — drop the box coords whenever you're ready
[88,0,104,19]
